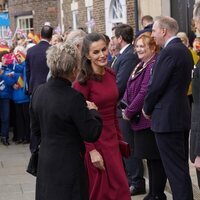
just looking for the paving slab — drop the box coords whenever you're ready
[0,140,199,200]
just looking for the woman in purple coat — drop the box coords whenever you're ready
[122,33,167,200]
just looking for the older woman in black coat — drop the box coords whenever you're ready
[30,42,103,200]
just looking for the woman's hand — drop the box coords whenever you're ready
[89,149,105,170]
[86,100,98,110]
[122,109,129,120]
[194,156,200,171]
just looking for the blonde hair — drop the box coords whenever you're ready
[46,42,80,78]
[177,32,189,47]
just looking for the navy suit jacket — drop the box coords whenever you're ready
[112,44,139,100]
[26,41,51,94]
[143,38,193,132]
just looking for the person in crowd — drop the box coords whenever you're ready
[102,34,113,65]
[176,32,190,47]
[50,33,63,45]
[109,34,121,67]
[189,19,197,47]
[143,16,193,200]
[122,33,167,200]
[135,15,154,38]
[12,48,30,144]
[62,26,73,41]
[177,31,198,107]
[112,24,146,196]
[46,29,87,81]
[65,29,87,51]
[0,53,18,145]
[190,0,200,189]
[74,33,131,200]
[30,42,103,200]
[25,24,53,94]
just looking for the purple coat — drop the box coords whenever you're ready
[123,54,157,131]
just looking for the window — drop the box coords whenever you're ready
[112,0,123,22]
[105,0,126,37]
[0,0,8,11]
[17,15,33,35]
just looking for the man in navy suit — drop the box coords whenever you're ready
[112,24,145,196]
[143,16,193,200]
[26,25,53,152]
[26,25,53,94]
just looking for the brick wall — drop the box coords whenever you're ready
[93,0,105,34]
[8,0,59,33]
[8,0,136,35]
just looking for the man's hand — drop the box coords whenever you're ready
[142,109,151,120]
[89,149,105,170]
[194,156,200,171]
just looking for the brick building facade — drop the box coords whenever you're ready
[8,0,59,34]
[7,0,195,38]
[8,0,136,37]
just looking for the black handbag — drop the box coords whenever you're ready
[26,149,39,177]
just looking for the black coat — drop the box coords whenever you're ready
[26,40,51,94]
[144,38,193,132]
[30,77,102,200]
[190,62,200,162]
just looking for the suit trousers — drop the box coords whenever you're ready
[155,131,193,200]
[118,117,145,190]
[147,159,167,197]
[0,98,10,139]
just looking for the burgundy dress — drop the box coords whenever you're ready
[74,68,131,200]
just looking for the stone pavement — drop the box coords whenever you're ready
[0,141,199,200]
[0,142,35,200]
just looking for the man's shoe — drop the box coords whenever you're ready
[22,140,30,144]
[130,185,146,196]
[150,194,167,200]
[1,138,10,146]
[143,193,152,200]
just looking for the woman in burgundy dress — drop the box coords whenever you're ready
[74,33,131,200]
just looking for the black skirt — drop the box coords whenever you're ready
[133,128,161,160]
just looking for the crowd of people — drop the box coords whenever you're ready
[1,1,200,200]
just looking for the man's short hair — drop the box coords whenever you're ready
[155,16,179,35]
[41,25,53,40]
[114,24,133,44]
[141,15,153,24]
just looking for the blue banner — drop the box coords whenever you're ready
[0,12,10,26]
